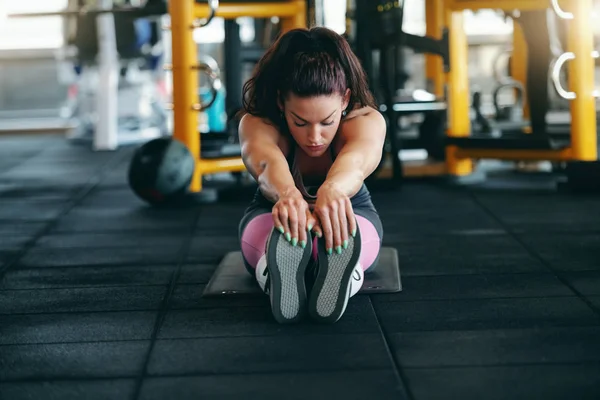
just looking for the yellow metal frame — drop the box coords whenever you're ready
[440,0,597,175]
[447,0,552,12]
[425,0,445,97]
[168,0,307,192]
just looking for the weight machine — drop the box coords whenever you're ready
[438,0,599,191]
[10,0,171,151]
[346,0,451,182]
[167,0,306,193]
[353,0,599,191]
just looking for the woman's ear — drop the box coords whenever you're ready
[342,88,351,110]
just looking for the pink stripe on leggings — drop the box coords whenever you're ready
[241,213,381,271]
[240,213,273,269]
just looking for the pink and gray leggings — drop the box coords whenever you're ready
[239,205,383,275]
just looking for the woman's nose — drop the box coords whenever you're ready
[307,126,321,144]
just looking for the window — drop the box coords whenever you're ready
[0,0,69,50]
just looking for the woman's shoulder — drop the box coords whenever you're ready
[335,105,384,145]
[238,113,291,156]
[343,105,381,122]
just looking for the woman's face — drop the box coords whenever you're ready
[282,92,349,157]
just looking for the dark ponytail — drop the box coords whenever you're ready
[239,27,377,127]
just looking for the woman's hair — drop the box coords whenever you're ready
[239,27,377,126]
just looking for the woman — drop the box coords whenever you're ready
[237,27,386,324]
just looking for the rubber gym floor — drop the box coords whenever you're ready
[1,133,599,400]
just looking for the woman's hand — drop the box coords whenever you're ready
[313,183,357,254]
[272,188,316,248]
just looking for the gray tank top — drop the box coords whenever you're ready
[286,140,372,209]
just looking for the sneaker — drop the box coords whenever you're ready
[308,226,362,323]
[263,228,313,324]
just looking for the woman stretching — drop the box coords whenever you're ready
[238,27,386,324]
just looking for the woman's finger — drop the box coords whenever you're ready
[317,207,334,253]
[298,207,312,248]
[279,206,290,241]
[338,199,349,250]
[346,199,357,238]
[331,202,342,253]
[272,208,284,234]
[288,204,299,246]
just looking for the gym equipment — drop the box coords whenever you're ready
[202,247,402,297]
[350,0,450,182]
[436,0,599,191]
[222,18,280,127]
[471,78,527,136]
[168,0,307,194]
[9,0,175,151]
[128,137,195,205]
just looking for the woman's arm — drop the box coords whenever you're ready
[321,108,387,197]
[238,114,298,203]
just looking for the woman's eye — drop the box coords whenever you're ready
[322,120,334,126]
[294,121,306,127]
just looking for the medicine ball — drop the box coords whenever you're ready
[128,137,195,205]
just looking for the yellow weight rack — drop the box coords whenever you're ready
[167,1,307,192]
[434,0,598,178]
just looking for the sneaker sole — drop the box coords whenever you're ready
[309,227,362,324]
[266,229,312,324]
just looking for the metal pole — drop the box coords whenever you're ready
[169,0,201,192]
[444,9,473,176]
[567,0,597,161]
[94,0,119,150]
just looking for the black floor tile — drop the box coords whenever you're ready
[0,311,157,345]
[518,233,600,272]
[186,236,241,263]
[148,334,393,376]
[0,253,12,270]
[0,379,136,400]
[139,370,408,400]
[194,205,246,227]
[159,296,380,339]
[0,200,67,222]
[35,232,188,249]
[1,265,175,290]
[77,188,148,207]
[563,272,600,295]
[0,286,167,314]
[374,297,599,333]
[474,192,600,232]
[389,327,600,368]
[17,246,182,268]
[378,209,503,236]
[178,264,218,284]
[588,296,600,310]
[405,364,600,400]
[169,284,268,309]
[0,341,149,381]
[0,182,77,201]
[385,234,545,276]
[371,184,473,210]
[374,273,573,302]
[1,166,98,185]
[66,205,197,221]
[0,236,31,251]
[0,221,46,236]
[51,207,197,232]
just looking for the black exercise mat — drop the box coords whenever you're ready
[202,247,401,297]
